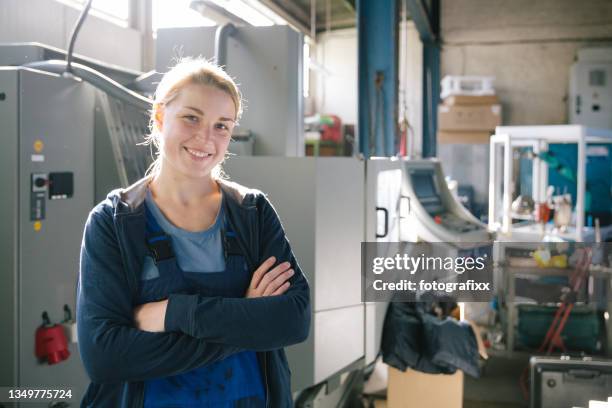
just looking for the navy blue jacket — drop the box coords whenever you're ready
[77,177,311,407]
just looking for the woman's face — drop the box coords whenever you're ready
[156,83,236,180]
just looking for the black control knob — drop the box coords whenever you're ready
[34,177,46,188]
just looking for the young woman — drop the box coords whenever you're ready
[77,58,311,408]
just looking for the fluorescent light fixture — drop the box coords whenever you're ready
[153,0,216,30]
[241,0,287,25]
[208,0,275,26]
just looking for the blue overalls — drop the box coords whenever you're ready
[138,201,266,408]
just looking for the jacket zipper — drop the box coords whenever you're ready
[224,215,269,407]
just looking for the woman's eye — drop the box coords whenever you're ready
[183,115,199,123]
[215,123,229,131]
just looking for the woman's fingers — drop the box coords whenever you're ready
[250,256,276,290]
[263,269,294,296]
[246,257,294,298]
[271,281,291,296]
[259,262,291,289]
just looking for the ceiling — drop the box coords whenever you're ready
[260,0,357,35]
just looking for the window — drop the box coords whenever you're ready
[56,0,129,27]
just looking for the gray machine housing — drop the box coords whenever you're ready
[224,157,365,391]
[0,67,94,405]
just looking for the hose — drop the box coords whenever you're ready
[66,0,94,74]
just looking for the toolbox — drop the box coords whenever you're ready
[530,356,612,408]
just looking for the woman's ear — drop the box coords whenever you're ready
[154,105,164,131]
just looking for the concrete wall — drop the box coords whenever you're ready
[0,0,143,70]
[440,0,612,125]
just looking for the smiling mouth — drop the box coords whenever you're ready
[184,147,213,158]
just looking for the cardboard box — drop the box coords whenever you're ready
[438,131,492,144]
[438,104,501,131]
[387,366,464,408]
[443,94,499,106]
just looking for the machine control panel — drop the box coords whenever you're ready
[30,173,47,221]
[48,172,74,200]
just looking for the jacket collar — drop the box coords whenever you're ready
[110,175,258,214]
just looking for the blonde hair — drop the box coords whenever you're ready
[143,57,243,178]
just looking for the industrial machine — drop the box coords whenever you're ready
[0,40,153,404]
[225,157,365,394]
[488,125,612,355]
[489,125,612,242]
[364,158,403,367]
[399,159,491,244]
[0,66,96,407]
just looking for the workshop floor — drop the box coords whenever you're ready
[368,351,530,408]
[463,351,529,408]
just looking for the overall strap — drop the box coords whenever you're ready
[222,214,243,257]
[144,202,175,263]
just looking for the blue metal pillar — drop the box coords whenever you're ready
[422,42,440,158]
[406,0,440,158]
[357,0,399,158]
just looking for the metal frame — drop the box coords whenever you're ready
[488,125,612,241]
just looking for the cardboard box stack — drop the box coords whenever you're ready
[437,76,502,144]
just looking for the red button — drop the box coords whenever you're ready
[434,215,442,224]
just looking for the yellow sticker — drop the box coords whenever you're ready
[33,140,44,153]
[33,221,42,232]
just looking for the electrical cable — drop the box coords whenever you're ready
[24,60,152,111]
[66,0,94,75]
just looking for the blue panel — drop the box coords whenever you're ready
[518,144,612,224]
[548,144,612,216]
[422,43,440,158]
[357,0,398,158]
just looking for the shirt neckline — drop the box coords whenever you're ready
[144,187,224,239]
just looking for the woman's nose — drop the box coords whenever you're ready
[195,125,212,141]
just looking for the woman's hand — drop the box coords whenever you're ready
[134,299,168,332]
[246,256,294,298]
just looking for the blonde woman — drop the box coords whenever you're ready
[77,59,310,407]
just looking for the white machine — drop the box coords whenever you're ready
[363,158,403,367]
[399,159,491,244]
[570,47,612,129]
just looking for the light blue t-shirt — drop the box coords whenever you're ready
[142,189,226,278]
[142,189,265,408]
